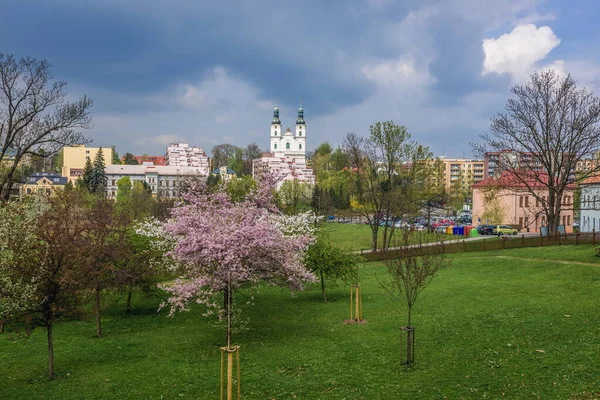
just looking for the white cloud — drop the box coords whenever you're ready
[181,85,206,108]
[362,55,434,88]
[482,24,561,82]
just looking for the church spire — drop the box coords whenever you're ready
[296,100,305,125]
[271,99,281,125]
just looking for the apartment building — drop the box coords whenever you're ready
[105,164,208,198]
[62,145,113,183]
[434,157,485,192]
[165,143,209,169]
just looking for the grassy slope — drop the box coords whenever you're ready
[2,245,600,399]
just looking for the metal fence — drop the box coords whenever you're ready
[362,231,599,262]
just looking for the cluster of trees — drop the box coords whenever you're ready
[0,183,168,379]
[211,143,263,176]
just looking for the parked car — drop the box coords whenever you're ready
[492,225,518,236]
[435,225,449,234]
[476,224,495,235]
[412,224,425,231]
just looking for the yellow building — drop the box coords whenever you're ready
[21,172,68,197]
[62,145,113,183]
[436,157,485,192]
[212,166,237,183]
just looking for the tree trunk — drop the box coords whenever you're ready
[406,306,413,366]
[0,317,5,334]
[95,288,102,338]
[371,223,379,252]
[320,271,327,303]
[47,322,54,380]
[125,282,133,314]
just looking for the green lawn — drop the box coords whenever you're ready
[324,223,439,251]
[2,245,600,399]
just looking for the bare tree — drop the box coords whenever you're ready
[475,70,600,234]
[343,132,384,251]
[0,54,93,200]
[380,229,452,366]
[343,122,429,251]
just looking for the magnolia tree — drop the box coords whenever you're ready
[162,178,316,348]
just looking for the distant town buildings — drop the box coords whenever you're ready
[579,175,600,232]
[122,155,166,165]
[165,142,209,169]
[20,172,68,197]
[252,104,315,190]
[62,145,114,184]
[212,166,236,183]
[105,164,208,199]
[472,171,575,233]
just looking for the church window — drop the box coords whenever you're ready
[274,144,277,149]
[299,131,302,136]
[299,144,302,150]
[274,131,278,136]
[286,142,290,149]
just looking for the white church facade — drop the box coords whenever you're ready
[253,104,315,190]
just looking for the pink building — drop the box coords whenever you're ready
[472,172,575,233]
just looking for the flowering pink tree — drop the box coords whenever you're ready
[164,177,315,348]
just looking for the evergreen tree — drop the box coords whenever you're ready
[89,147,107,194]
[123,153,139,165]
[111,145,121,164]
[78,157,94,190]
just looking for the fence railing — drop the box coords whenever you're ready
[362,231,598,262]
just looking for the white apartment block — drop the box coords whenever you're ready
[105,164,208,199]
[165,142,210,169]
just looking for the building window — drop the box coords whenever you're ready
[524,196,529,207]
[274,144,277,150]
[519,196,523,208]
[86,156,90,160]
[111,179,116,186]
[299,144,302,150]
[274,131,278,136]
[27,188,31,194]
[298,131,302,136]
[286,142,290,149]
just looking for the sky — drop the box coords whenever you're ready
[1,0,599,158]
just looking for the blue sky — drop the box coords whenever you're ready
[1,0,599,158]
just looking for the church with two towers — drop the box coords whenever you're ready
[252,103,315,190]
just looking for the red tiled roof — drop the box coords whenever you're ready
[581,175,600,185]
[472,171,574,189]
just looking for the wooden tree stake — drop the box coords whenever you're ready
[220,346,240,400]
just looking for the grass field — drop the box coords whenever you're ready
[2,245,600,399]
[323,223,439,251]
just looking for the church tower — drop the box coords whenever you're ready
[270,103,281,153]
[295,102,306,155]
